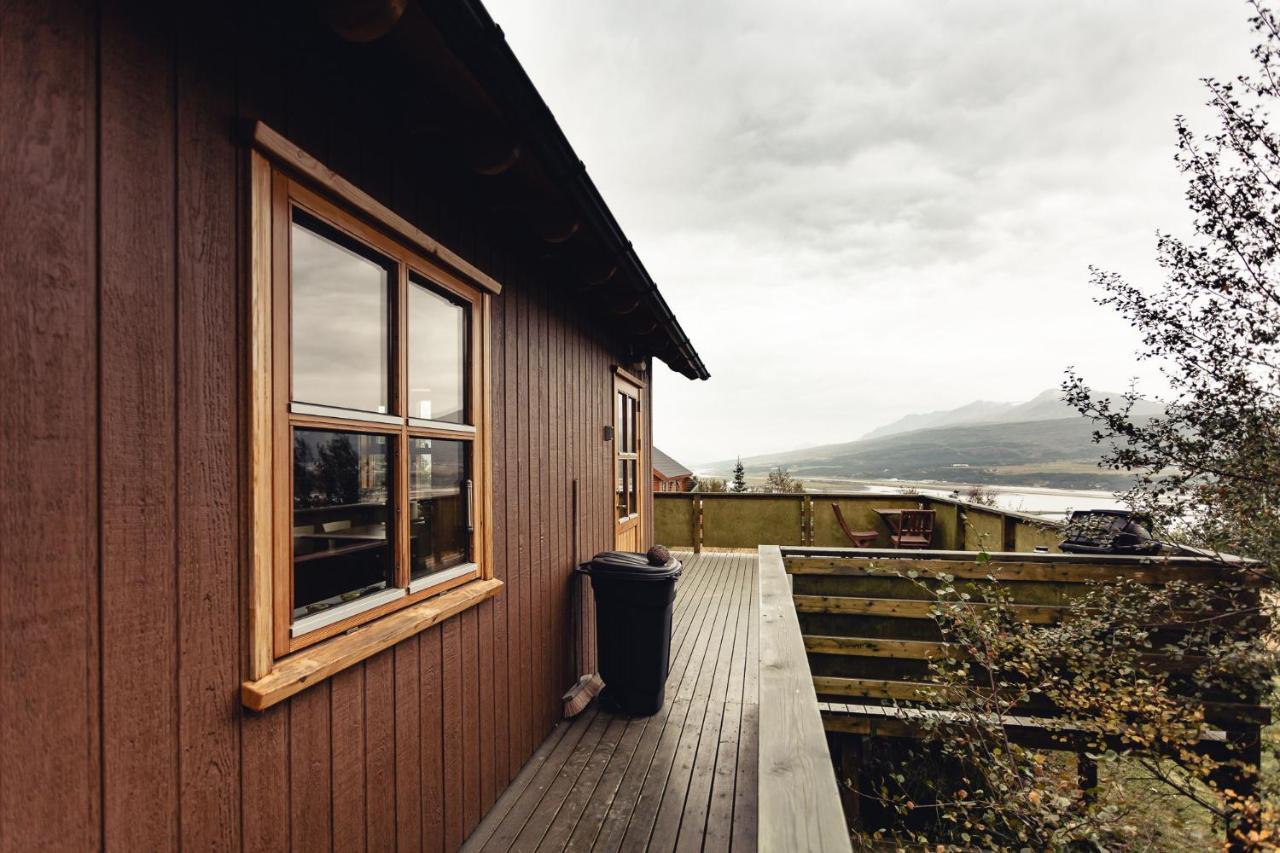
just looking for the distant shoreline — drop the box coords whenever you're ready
[701,474,1125,518]
[793,476,1120,500]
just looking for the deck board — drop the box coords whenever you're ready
[463,551,759,852]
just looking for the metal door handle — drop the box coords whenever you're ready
[465,479,475,532]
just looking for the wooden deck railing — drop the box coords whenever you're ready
[781,545,1268,844]
[757,545,853,851]
[657,492,1062,554]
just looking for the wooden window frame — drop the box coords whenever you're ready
[614,375,642,524]
[244,130,499,705]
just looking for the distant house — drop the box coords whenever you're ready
[653,447,696,492]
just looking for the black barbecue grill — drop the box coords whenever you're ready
[1058,509,1162,556]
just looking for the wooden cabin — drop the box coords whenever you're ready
[652,447,696,493]
[0,0,708,849]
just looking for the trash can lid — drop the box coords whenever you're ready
[584,550,681,581]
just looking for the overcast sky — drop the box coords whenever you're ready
[485,0,1255,466]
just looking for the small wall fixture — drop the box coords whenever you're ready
[603,425,614,442]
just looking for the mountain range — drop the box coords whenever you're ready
[861,389,1163,440]
[705,389,1164,490]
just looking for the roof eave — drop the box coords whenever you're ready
[418,0,710,381]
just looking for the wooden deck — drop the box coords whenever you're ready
[462,551,759,852]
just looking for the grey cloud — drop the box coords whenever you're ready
[485,0,1254,463]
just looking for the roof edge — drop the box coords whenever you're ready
[429,0,710,380]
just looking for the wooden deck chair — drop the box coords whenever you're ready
[832,504,878,548]
[892,509,934,549]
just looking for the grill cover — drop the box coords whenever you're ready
[1059,510,1161,555]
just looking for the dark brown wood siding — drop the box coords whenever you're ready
[0,2,652,849]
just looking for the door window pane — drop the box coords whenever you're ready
[292,429,393,619]
[615,390,638,453]
[409,437,470,580]
[616,392,625,451]
[409,275,468,423]
[616,460,627,521]
[291,211,391,414]
[627,459,638,515]
[626,394,634,452]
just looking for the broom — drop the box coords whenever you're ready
[563,478,603,717]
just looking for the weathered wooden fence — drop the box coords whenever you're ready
[655,492,1062,553]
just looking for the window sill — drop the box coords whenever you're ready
[408,562,478,594]
[242,576,502,711]
[290,585,407,638]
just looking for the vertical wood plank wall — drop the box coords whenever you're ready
[0,2,655,850]
[0,1,100,850]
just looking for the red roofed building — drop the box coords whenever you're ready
[653,446,695,492]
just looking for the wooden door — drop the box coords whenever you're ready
[614,375,642,551]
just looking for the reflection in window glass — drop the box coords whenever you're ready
[409,276,468,423]
[291,429,393,619]
[410,437,470,580]
[291,211,391,414]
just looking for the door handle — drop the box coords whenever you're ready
[465,479,475,532]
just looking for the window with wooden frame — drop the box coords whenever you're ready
[244,125,500,707]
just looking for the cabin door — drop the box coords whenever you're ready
[614,376,642,551]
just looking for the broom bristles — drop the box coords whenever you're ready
[562,673,603,718]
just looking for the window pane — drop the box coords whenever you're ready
[625,395,633,452]
[409,437,471,580]
[616,459,627,521]
[291,211,391,414]
[627,397,637,452]
[409,275,468,423]
[627,459,638,515]
[292,428,393,620]
[615,392,625,451]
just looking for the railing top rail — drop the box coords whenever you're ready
[781,545,1262,570]
[653,490,1067,528]
[660,491,975,500]
[757,545,853,853]
[660,492,814,500]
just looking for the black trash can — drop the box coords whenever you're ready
[578,550,682,716]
